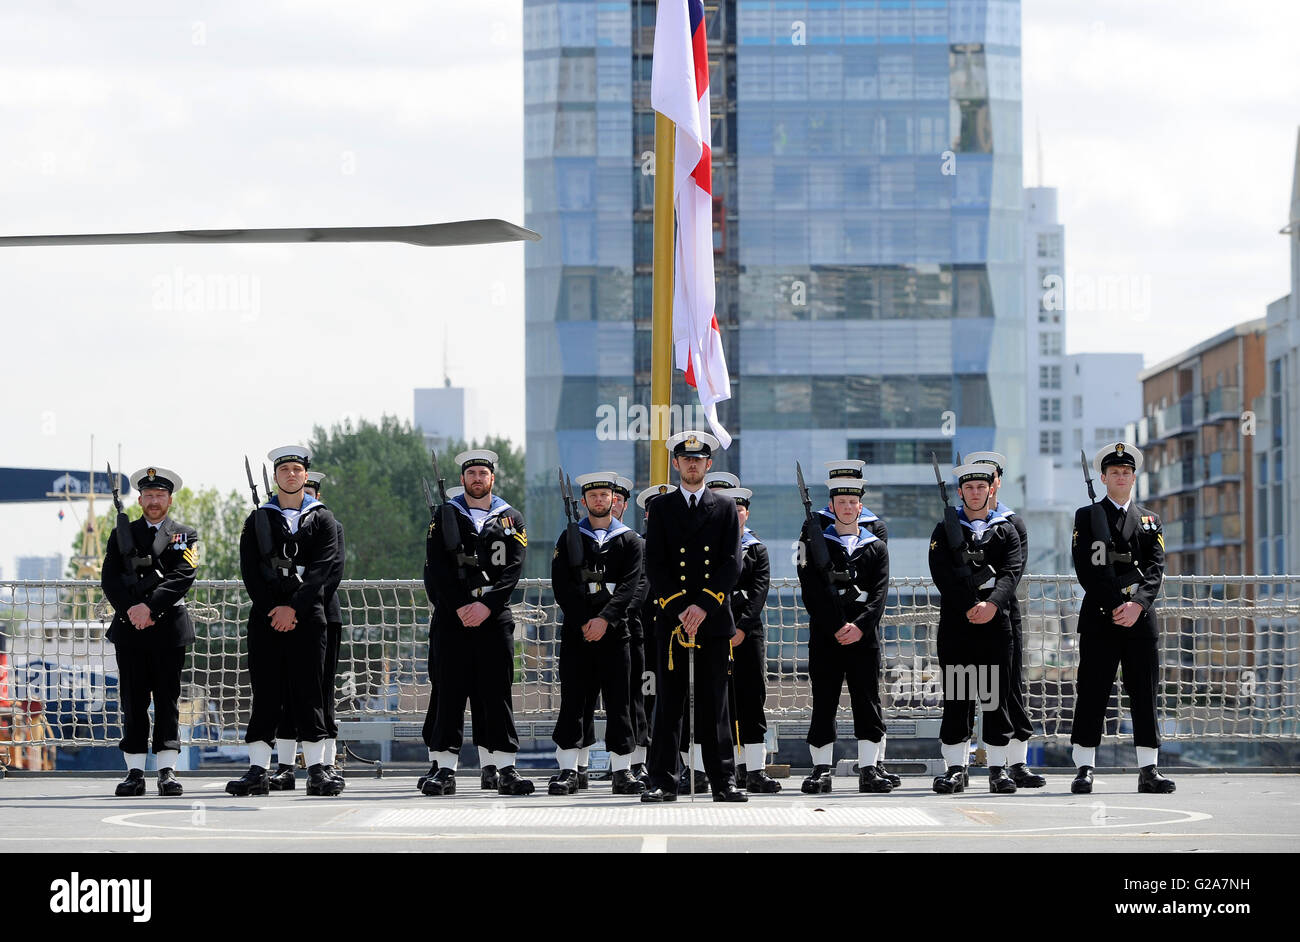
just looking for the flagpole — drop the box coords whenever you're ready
[650,110,676,488]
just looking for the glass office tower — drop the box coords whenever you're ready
[525,0,1026,577]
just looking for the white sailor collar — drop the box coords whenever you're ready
[579,516,631,544]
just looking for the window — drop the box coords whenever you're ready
[1036,232,1061,258]
[1039,332,1062,356]
[851,439,955,466]
[1039,398,1061,422]
[1039,430,1062,455]
[1072,395,1083,419]
[1094,427,1122,446]
[1039,365,1061,389]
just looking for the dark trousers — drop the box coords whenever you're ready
[424,610,519,755]
[936,619,1014,747]
[115,643,185,754]
[731,630,768,744]
[1070,623,1161,749]
[246,618,328,746]
[552,628,634,755]
[807,632,883,747]
[276,620,341,741]
[646,627,734,792]
[628,633,650,748]
[1007,603,1034,741]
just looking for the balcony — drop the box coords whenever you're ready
[1201,513,1243,546]
[1150,459,1197,496]
[1153,395,1203,438]
[1200,450,1243,484]
[1203,386,1241,421]
[1164,514,1199,552]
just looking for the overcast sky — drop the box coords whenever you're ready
[1,0,1296,576]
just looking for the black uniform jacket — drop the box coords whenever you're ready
[239,496,339,626]
[325,517,345,624]
[797,523,889,642]
[102,515,198,648]
[644,485,743,640]
[729,528,771,639]
[424,494,527,619]
[551,516,644,641]
[927,506,1022,630]
[1071,497,1165,635]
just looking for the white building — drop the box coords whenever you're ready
[16,554,62,580]
[1021,186,1143,573]
[413,384,479,454]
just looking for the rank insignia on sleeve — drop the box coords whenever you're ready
[929,540,938,551]
[513,528,528,547]
[183,543,201,569]
[1072,529,1078,547]
[1156,533,1165,550]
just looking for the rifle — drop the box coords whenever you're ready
[244,456,273,561]
[932,453,993,605]
[1081,449,1134,610]
[107,462,164,598]
[430,450,479,583]
[795,460,846,627]
[559,468,605,607]
[262,464,274,502]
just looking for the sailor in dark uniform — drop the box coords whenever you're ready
[633,483,676,782]
[549,472,645,795]
[1069,442,1174,795]
[641,431,746,803]
[229,445,342,797]
[927,462,1023,794]
[813,459,899,787]
[717,486,779,793]
[420,449,533,797]
[268,471,348,791]
[101,467,198,797]
[964,452,1045,789]
[796,477,893,794]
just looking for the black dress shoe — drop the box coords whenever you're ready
[306,763,345,796]
[115,768,145,797]
[801,764,833,794]
[226,766,270,797]
[497,765,536,796]
[640,787,677,803]
[549,769,580,796]
[577,765,590,790]
[417,761,439,790]
[611,769,647,795]
[931,766,966,794]
[859,765,894,793]
[156,768,183,797]
[631,763,650,785]
[268,763,297,791]
[877,763,902,787]
[745,769,783,793]
[421,767,456,796]
[712,785,748,802]
[988,766,1017,794]
[480,765,499,790]
[1071,765,1094,795]
[678,769,710,793]
[323,765,344,783]
[1137,765,1176,794]
[1008,762,1045,788]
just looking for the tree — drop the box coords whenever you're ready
[71,486,248,580]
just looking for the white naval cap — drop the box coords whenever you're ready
[966,451,1008,475]
[704,471,740,489]
[575,471,619,493]
[131,466,182,493]
[825,478,865,497]
[1094,441,1143,475]
[613,476,634,498]
[824,459,866,479]
[666,430,720,457]
[717,486,752,505]
[305,471,327,488]
[953,462,996,485]
[636,484,678,510]
[456,449,498,472]
[268,444,312,469]
[446,485,465,499]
